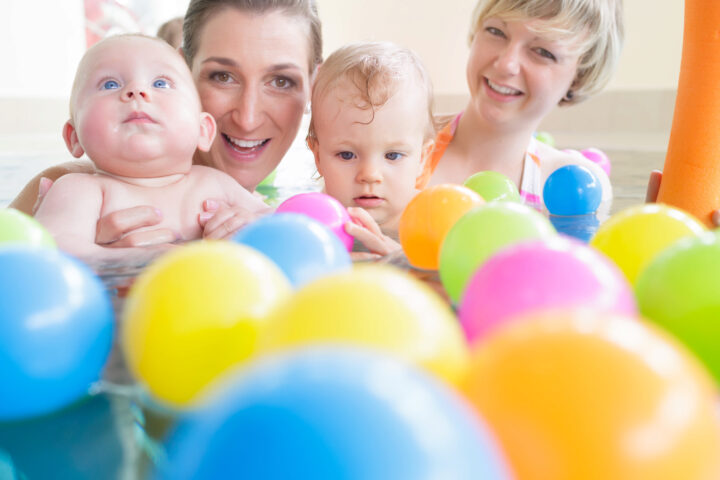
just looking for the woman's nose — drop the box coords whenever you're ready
[494,44,521,75]
[232,86,264,132]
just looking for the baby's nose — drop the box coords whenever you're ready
[124,87,148,100]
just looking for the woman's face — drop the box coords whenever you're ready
[466,16,582,132]
[190,8,313,191]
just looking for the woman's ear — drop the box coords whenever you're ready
[197,112,217,152]
[62,120,85,158]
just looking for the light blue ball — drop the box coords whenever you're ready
[543,165,603,215]
[232,213,352,288]
[155,348,511,480]
[0,246,114,421]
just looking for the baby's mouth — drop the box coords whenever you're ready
[124,111,156,123]
[354,195,385,207]
[223,134,270,152]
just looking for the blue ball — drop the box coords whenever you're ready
[232,213,352,288]
[155,348,510,480]
[0,246,114,421]
[543,164,603,215]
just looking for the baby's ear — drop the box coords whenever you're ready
[197,112,217,152]
[62,121,85,158]
[307,136,321,170]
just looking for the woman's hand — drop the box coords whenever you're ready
[199,199,269,240]
[344,207,401,260]
[646,169,720,226]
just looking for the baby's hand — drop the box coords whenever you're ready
[344,207,401,259]
[199,199,269,240]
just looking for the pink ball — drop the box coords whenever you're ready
[458,236,636,343]
[276,193,354,251]
[581,147,611,176]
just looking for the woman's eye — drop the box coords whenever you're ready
[486,26,505,38]
[338,151,355,160]
[153,78,170,89]
[270,76,296,89]
[535,48,557,61]
[101,80,120,90]
[210,72,233,83]
[385,152,404,161]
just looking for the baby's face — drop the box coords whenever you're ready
[71,36,208,178]
[311,79,429,231]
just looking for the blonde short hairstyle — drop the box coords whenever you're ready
[308,41,436,143]
[469,0,624,105]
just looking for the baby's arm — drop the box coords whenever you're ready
[198,167,273,239]
[34,174,167,264]
[344,207,401,259]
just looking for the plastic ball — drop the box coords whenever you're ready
[276,192,353,251]
[463,171,521,203]
[534,131,555,147]
[232,213,351,288]
[122,242,292,408]
[581,147,611,176]
[590,203,706,284]
[439,202,556,304]
[463,310,720,480]
[258,264,469,385]
[635,232,720,384]
[543,165,603,215]
[257,168,277,187]
[156,348,511,480]
[0,208,55,248]
[398,184,484,270]
[0,246,113,421]
[458,236,636,343]
[548,213,600,243]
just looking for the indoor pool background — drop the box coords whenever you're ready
[0,117,668,478]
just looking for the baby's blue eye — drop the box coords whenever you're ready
[339,151,355,160]
[102,80,120,90]
[153,78,170,89]
[385,152,403,161]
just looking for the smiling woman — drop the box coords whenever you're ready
[416,0,624,214]
[9,0,323,247]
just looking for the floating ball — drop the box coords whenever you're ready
[258,264,469,385]
[543,165,603,215]
[276,192,353,251]
[156,348,511,480]
[463,171,521,203]
[534,131,555,147]
[635,232,720,384]
[581,147,611,176]
[590,203,706,284]
[232,213,351,288]
[0,246,113,421]
[0,208,55,248]
[458,236,636,343]
[122,242,292,408]
[548,213,600,243]
[439,202,555,304]
[398,184,483,270]
[463,310,720,480]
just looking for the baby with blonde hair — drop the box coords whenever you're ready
[307,41,436,257]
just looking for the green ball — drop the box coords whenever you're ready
[258,169,278,187]
[439,202,555,304]
[635,232,720,384]
[534,131,555,147]
[463,171,521,203]
[0,208,56,248]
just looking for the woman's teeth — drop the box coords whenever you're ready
[487,79,521,95]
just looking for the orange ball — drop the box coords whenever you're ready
[399,184,483,270]
[463,309,720,480]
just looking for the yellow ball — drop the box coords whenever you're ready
[590,204,706,284]
[122,241,291,408]
[259,264,469,385]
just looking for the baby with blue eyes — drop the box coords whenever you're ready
[307,42,437,257]
[35,34,268,263]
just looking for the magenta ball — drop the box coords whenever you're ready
[276,193,354,251]
[458,236,636,344]
[581,148,611,176]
